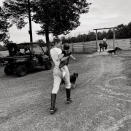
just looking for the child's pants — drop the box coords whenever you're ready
[52,65,71,94]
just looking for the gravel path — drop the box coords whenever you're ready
[0,51,131,131]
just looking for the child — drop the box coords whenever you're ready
[59,43,76,77]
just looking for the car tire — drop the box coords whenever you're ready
[45,61,52,70]
[16,65,27,77]
[4,65,12,75]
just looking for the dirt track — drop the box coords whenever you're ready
[0,51,131,131]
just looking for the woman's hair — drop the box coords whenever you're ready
[54,38,61,44]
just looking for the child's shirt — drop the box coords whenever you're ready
[62,50,72,65]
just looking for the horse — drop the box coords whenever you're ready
[103,41,108,50]
[99,42,108,52]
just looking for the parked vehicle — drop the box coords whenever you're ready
[0,56,6,66]
[4,42,52,76]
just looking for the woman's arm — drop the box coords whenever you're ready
[58,54,69,61]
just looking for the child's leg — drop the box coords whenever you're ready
[61,67,66,78]
[64,66,72,104]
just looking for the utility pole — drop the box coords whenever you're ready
[94,29,98,51]
[27,0,33,51]
[113,28,115,49]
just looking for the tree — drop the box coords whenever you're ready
[88,31,96,41]
[97,32,102,40]
[3,0,28,29]
[3,0,32,45]
[3,0,90,54]
[32,0,90,54]
[116,24,128,39]
[127,22,131,38]
[0,6,11,42]
[107,29,113,39]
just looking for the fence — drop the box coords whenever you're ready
[70,41,97,54]
[97,39,131,50]
[69,39,131,54]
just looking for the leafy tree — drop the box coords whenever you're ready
[3,0,28,29]
[32,0,90,53]
[3,0,90,54]
[116,24,129,39]
[127,22,131,38]
[32,0,90,35]
[97,32,102,40]
[102,31,107,39]
[61,21,131,43]
[0,6,11,42]
[107,29,113,39]
[88,31,96,41]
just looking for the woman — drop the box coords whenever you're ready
[50,39,72,114]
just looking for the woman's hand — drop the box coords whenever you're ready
[58,53,64,60]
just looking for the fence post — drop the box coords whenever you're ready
[72,44,74,53]
[95,29,98,51]
[113,28,116,49]
[83,43,85,53]
[130,38,131,48]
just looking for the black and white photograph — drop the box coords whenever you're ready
[0,0,131,130]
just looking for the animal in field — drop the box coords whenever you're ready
[99,43,104,52]
[99,42,108,52]
[103,41,108,50]
[61,72,78,89]
[107,47,122,55]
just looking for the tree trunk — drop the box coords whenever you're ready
[45,25,50,57]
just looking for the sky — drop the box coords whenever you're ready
[0,0,131,43]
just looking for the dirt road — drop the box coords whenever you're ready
[0,51,131,131]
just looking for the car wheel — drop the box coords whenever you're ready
[16,65,27,77]
[45,61,52,70]
[4,65,12,75]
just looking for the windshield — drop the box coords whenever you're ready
[32,44,44,54]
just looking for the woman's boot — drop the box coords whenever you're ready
[50,94,57,114]
[65,89,72,104]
